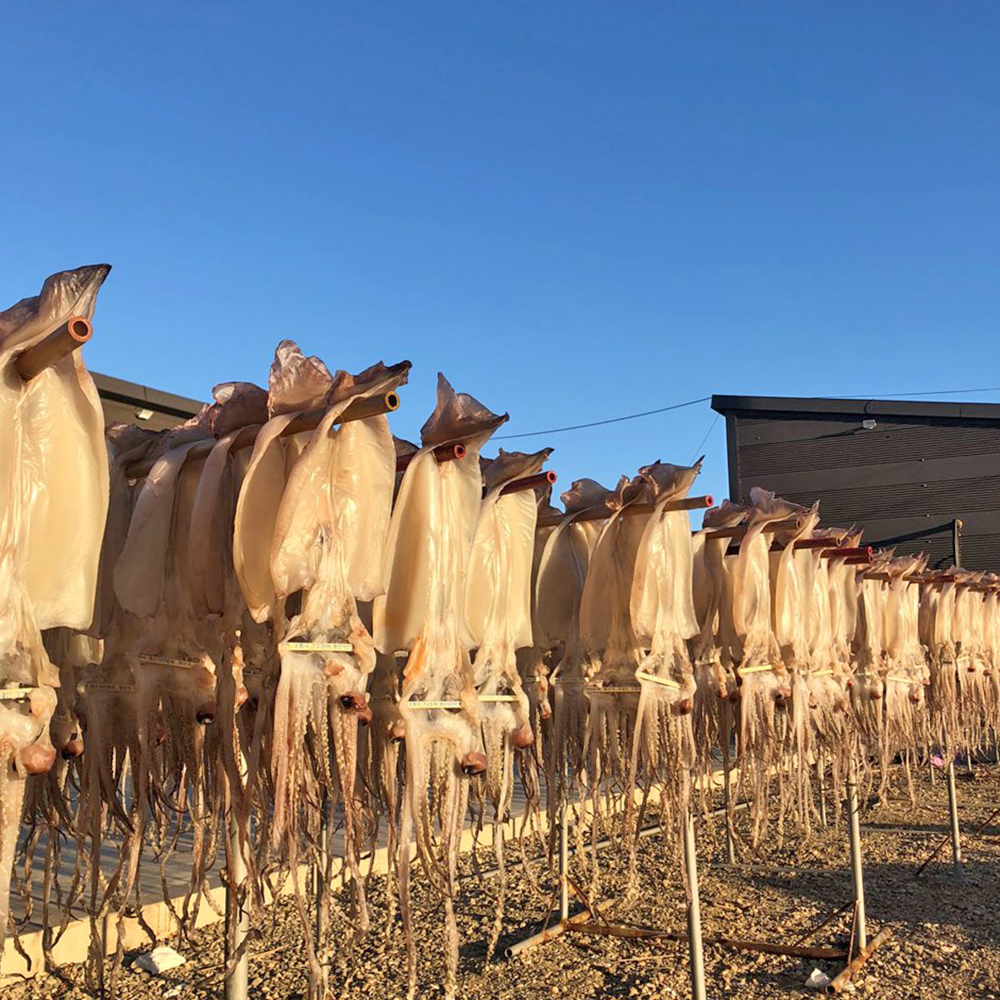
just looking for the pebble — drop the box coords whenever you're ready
[5,765,1000,1000]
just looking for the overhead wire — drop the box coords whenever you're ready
[835,386,1000,400]
[491,383,1000,444]
[690,413,721,465]
[493,394,711,440]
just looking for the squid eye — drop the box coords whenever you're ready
[460,752,487,776]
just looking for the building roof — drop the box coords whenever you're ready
[92,371,203,432]
[712,394,1000,424]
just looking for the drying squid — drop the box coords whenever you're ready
[625,460,702,887]
[373,375,506,1000]
[0,265,109,955]
[730,488,808,843]
[465,447,552,956]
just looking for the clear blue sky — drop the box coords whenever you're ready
[4,3,999,507]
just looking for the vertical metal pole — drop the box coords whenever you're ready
[817,754,828,828]
[683,807,707,1000]
[722,738,736,865]
[946,761,964,873]
[559,778,569,921]
[952,520,975,779]
[225,755,249,1000]
[316,792,330,997]
[846,771,867,951]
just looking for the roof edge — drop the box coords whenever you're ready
[711,394,1000,423]
[92,371,204,420]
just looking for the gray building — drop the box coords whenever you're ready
[711,394,1000,571]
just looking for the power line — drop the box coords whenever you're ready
[492,384,1000,444]
[690,413,721,465]
[836,386,1000,400]
[493,395,711,441]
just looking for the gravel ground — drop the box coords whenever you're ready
[8,763,1000,1000]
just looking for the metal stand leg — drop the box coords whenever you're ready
[559,782,569,922]
[818,755,828,828]
[846,772,867,951]
[723,748,736,865]
[316,793,330,997]
[946,761,964,874]
[683,808,707,1000]
[224,773,249,1000]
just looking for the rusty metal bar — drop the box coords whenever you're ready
[563,922,848,960]
[538,494,714,529]
[792,899,853,947]
[789,537,842,550]
[663,493,713,512]
[703,516,802,541]
[15,316,92,381]
[231,390,400,453]
[916,801,1000,876]
[128,392,402,479]
[505,900,614,958]
[826,927,892,994]
[823,546,873,560]
[396,441,466,474]
[499,470,557,497]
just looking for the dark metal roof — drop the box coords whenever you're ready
[715,392,1000,571]
[91,371,203,432]
[712,394,1000,423]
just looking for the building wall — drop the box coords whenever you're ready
[714,397,1000,571]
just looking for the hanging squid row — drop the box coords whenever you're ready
[5,264,1000,1000]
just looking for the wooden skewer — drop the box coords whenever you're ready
[15,316,92,382]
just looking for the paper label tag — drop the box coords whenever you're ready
[80,682,136,694]
[0,687,34,701]
[636,670,681,690]
[283,642,354,653]
[739,664,775,675]
[138,655,201,669]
